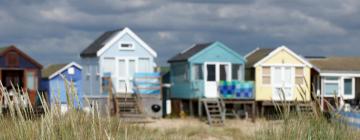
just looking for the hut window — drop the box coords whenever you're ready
[324,77,339,96]
[262,66,271,85]
[68,67,75,75]
[295,67,304,85]
[26,71,37,90]
[119,43,134,50]
[192,64,203,80]
[103,57,116,76]
[6,52,19,67]
[207,64,216,82]
[118,59,126,77]
[220,64,229,81]
[232,64,242,80]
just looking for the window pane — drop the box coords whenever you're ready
[26,72,35,90]
[193,64,203,80]
[263,67,270,75]
[128,60,136,77]
[232,64,241,80]
[118,59,126,77]
[139,58,150,72]
[344,79,352,95]
[207,64,216,81]
[325,83,339,96]
[220,64,228,81]
[284,67,292,84]
[325,77,339,81]
[273,67,282,85]
[103,58,116,76]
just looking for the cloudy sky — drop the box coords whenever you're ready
[0,0,359,66]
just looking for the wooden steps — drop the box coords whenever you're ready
[202,99,225,126]
[114,95,147,123]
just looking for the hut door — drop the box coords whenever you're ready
[204,63,230,98]
[272,66,293,100]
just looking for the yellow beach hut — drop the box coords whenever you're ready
[246,46,313,103]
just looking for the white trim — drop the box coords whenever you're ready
[320,72,360,77]
[244,47,260,58]
[321,76,356,100]
[253,45,313,68]
[96,27,157,57]
[48,62,83,79]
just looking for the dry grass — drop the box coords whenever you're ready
[0,79,359,140]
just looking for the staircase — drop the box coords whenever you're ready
[296,102,318,116]
[114,95,148,123]
[202,99,225,126]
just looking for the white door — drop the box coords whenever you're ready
[204,63,231,98]
[117,58,137,93]
[272,66,293,100]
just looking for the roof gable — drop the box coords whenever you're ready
[81,27,157,58]
[189,41,246,63]
[0,45,43,68]
[42,62,82,79]
[254,46,312,68]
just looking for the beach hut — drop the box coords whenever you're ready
[0,45,42,106]
[168,41,255,123]
[80,27,162,118]
[40,62,83,111]
[307,57,360,111]
[246,46,313,115]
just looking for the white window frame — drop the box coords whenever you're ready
[118,42,134,50]
[203,62,232,82]
[342,77,355,99]
[261,66,271,86]
[323,77,341,97]
[192,64,203,81]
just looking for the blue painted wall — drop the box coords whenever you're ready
[42,65,83,108]
[81,57,100,96]
[170,41,246,99]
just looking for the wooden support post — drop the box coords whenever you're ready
[198,98,202,117]
[261,102,265,118]
[252,102,256,122]
[189,100,194,117]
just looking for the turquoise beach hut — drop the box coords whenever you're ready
[168,41,251,116]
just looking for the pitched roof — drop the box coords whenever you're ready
[0,45,43,68]
[168,42,213,63]
[42,62,82,79]
[42,63,68,78]
[80,28,124,57]
[245,48,274,68]
[308,57,360,73]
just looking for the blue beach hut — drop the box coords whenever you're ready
[41,62,83,110]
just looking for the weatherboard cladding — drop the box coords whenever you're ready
[168,42,213,63]
[80,28,124,57]
[245,48,274,68]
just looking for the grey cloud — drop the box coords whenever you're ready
[0,0,359,65]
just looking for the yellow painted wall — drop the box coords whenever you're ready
[255,50,311,101]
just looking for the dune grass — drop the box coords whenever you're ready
[0,79,359,140]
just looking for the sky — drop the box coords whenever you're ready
[0,0,359,66]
